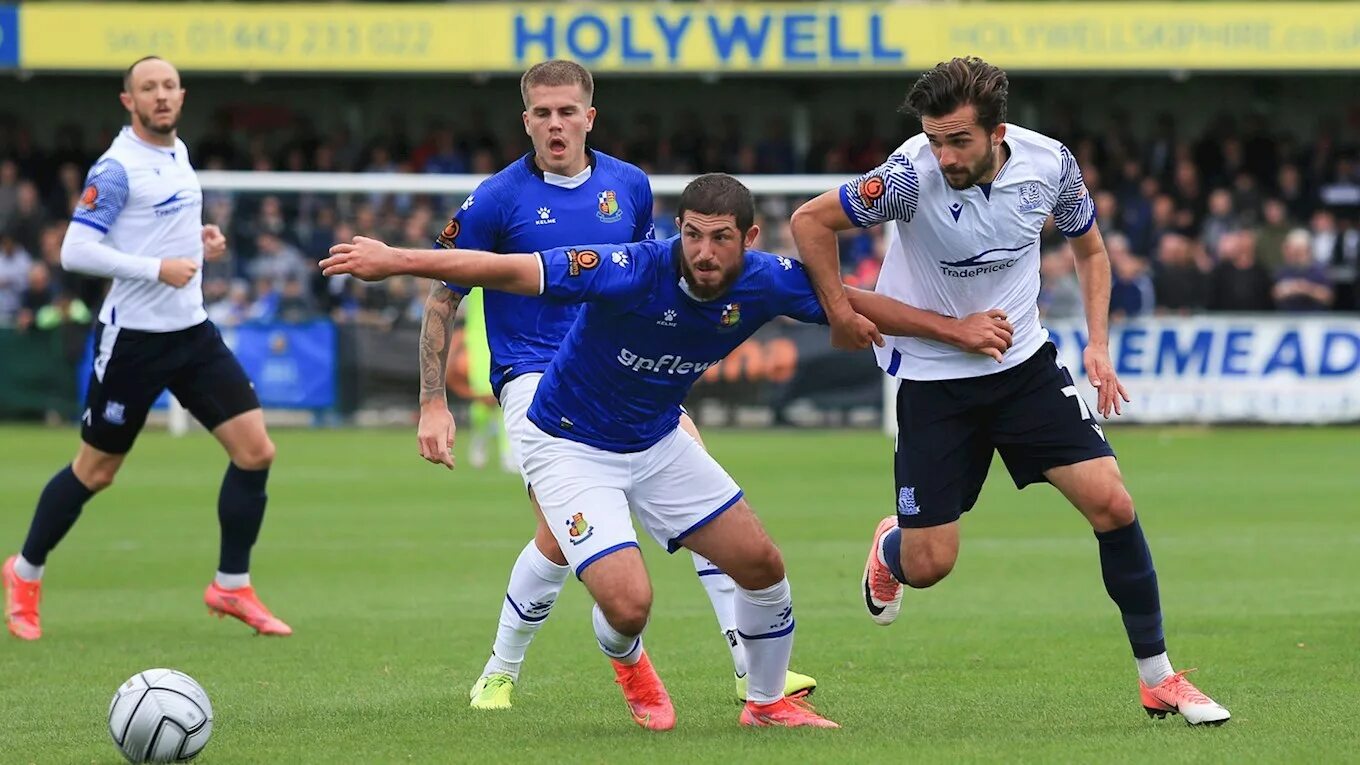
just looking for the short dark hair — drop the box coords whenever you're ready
[520,60,594,108]
[677,174,755,232]
[123,55,167,92]
[902,56,1009,131]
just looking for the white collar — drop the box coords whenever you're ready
[543,165,592,189]
[121,126,176,155]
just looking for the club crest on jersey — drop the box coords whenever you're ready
[566,248,600,276]
[1017,182,1043,212]
[436,219,459,248]
[597,190,624,223]
[103,401,126,426]
[78,185,98,211]
[566,512,594,545]
[719,302,741,329]
[858,175,885,208]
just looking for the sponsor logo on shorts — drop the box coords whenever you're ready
[897,486,919,516]
[566,512,594,545]
[103,401,126,426]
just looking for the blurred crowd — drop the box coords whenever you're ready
[1,106,1359,332]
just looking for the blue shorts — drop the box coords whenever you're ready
[892,342,1115,529]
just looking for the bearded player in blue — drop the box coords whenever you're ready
[416,61,815,710]
[323,174,1016,730]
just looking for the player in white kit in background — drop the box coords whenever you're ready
[2,57,291,640]
[790,56,1230,725]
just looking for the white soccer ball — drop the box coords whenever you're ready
[108,669,214,763]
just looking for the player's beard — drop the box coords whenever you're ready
[680,254,743,301]
[944,148,998,190]
[135,105,179,137]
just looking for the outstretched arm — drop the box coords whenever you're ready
[321,236,542,295]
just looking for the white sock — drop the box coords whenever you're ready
[735,578,794,705]
[1137,652,1175,686]
[214,571,249,589]
[592,603,643,666]
[14,555,43,582]
[691,551,746,677]
[483,541,570,680]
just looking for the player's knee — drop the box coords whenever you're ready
[233,437,276,471]
[729,544,785,590]
[1086,485,1136,532]
[81,466,117,493]
[73,455,119,493]
[600,596,651,636]
[903,552,954,589]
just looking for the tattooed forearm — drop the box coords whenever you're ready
[419,281,463,405]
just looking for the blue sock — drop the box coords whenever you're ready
[1094,517,1166,659]
[879,527,908,584]
[21,465,94,566]
[218,464,269,575]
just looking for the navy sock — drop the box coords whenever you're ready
[1094,517,1166,659]
[21,465,95,566]
[218,464,269,575]
[879,527,908,585]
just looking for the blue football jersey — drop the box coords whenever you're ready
[438,149,654,396]
[526,237,828,453]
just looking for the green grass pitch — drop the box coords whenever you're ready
[1,424,1357,763]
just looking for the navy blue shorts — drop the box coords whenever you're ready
[893,342,1115,529]
[82,320,260,454]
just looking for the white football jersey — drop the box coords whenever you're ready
[72,127,206,332]
[839,123,1095,381]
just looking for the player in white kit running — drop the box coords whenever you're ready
[2,57,291,640]
[790,56,1229,726]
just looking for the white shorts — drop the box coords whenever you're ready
[520,421,744,577]
[497,373,543,485]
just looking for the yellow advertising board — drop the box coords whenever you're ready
[17,3,1360,73]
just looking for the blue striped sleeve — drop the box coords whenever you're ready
[1053,146,1096,237]
[71,159,129,234]
[837,153,919,228]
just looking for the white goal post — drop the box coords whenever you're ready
[197,170,894,434]
[197,171,855,198]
